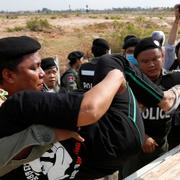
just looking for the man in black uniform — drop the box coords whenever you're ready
[79,38,110,91]
[123,37,180,178]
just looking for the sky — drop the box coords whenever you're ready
[0,0,179,11]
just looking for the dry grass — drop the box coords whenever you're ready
[0,12,178,72]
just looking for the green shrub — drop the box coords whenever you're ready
[6,15,18,19]
[89,15,98,19]
[26,18,51,31]
[107,20,159,53]
[110,16,121,20]
[6,26,24,32]
[104,16,109,19]
[76,13,81,17]
[50,16,57,19]
[60,14,69,18]
[135,16,146,23]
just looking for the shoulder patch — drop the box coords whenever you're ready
[67,75,75,82]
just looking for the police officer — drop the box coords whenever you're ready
[123,37,180,178]
[41,57,60,93]
[79,38,110,91]
[61,51,84,91]
[122,35,140,65]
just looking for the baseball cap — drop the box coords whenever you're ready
[151,31,165,46]
[134,37,161,58]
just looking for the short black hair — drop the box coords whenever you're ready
[68,51,84,66]
[91,38,110,57]
[41,57,57,71]
[122,37,140,50]
[123,35,137,44]
[0,57,23,83]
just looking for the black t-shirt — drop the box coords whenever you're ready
[78,93,144,179]
[0,91,83,137]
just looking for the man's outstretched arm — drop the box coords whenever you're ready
[0,69,125,137]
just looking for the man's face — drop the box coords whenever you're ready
[137,48,164,81]
[11,52,45,93]
[43,67,58,89]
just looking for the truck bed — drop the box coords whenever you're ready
[125,145,180,180]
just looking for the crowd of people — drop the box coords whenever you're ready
[0,3,180,180]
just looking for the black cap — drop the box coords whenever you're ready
[134,37,161,58]
[122,37,140,49]
[123,35,136,43]
[92,38,110,50]
[41,57,57,70]
[151,31,165,47]
[0,36,41,60]
[68,51,84,61]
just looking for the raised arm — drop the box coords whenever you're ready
[168,4,180,45]
[164,4,180,69]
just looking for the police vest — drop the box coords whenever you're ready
[79,58,99,91]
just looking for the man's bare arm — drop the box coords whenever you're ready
[167,4,180,45]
